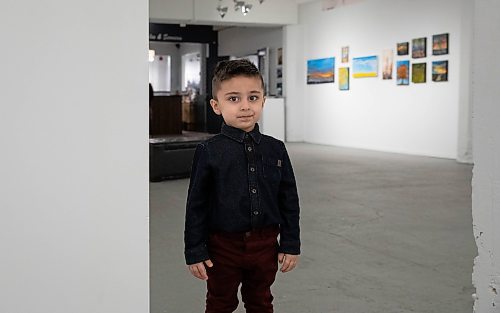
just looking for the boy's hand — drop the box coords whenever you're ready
[278,253,299,273]
[188,259,213,280]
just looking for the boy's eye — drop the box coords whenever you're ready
[249,95,259,101]
[228,96,239,102]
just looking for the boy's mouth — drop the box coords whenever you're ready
[238,115,254,118]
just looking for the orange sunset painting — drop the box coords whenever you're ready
[307,57,335,84]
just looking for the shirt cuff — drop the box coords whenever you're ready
[278,240,301,255]
[184,245,210,265]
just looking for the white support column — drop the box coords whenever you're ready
[471,0,500,311]
[0,0,150,312]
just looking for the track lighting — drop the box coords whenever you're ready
[241,3,252,15]
[216,0,265,18]
[216,4,228,18]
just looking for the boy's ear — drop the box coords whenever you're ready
[210,99,222,115]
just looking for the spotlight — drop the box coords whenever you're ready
[216,5,228,18]
[241,3,252,15]
[234,0,245,11]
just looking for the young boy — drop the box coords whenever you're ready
[184,59,301,313]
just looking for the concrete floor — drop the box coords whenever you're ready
[150,143,475,313]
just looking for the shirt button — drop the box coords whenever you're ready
[247,146,253,152]
[250,167,255,172]
[251,188,257,194]
[253,210,259,215]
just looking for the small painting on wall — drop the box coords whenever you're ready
[341,46,349,63]
[412,63,426,83]
[307,57,335,84]
[339,67,349,90]
[432,60,448,82]
[432,33,449,55]
[277,48,283,65]
[397,42,409,55]
[352,56,378,78]
[382,49,393,80]
[412,37,427,58]
[276,82,282,96]
[396,60,410,85]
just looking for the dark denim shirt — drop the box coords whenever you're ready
[184,123,301,265]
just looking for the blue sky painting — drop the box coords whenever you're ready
[307,57,335,84]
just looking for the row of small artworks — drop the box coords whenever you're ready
[307,60,448,90]
[306,33,450,88]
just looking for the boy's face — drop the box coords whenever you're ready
[210,75,265,133]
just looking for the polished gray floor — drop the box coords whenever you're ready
[150,143,475,313]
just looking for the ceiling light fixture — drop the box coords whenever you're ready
[234,0,245,11]
[216,0,265,18]
[216,5,228,18]
[241,3,252,15]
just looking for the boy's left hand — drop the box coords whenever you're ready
[278,253,299,273]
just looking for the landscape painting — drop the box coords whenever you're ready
[307,57,335,84]
[433,33,449,55]
[339,67,349,90]
[412,63,426,83]
[397,42,409,55]
[396,60,410,85]
[412,37,427,58]
[382,49,393,79]
[342,46,349,63]
[432,60,448,82]
[352,56,378,78]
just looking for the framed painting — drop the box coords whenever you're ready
[339,67,349,90]
[341,46,349,63]
[352,56,378,78]
[396,60,410,85]
[307,57,335,84]
[382,49,393,80]
[397,42,409,55]
[412,37,427,58]
[432,60,448,82]
[412,63,426,83]
[432,33,449,55]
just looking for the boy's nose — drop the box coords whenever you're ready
[240,100,250,110]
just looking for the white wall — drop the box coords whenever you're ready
[149,42,181,92]
[285,0,473,159]
[0,0,149,312]
[471,0,500,311]
[149,42,204,94]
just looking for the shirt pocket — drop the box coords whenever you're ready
[262,156,282,183]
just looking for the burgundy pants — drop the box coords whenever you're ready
[205,226,280,313]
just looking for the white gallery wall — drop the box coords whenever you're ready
[0,0,149,312]
[285,0,473,159]
[471,0,500,310]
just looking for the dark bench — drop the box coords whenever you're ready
[149,133,214,182]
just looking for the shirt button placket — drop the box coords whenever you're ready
[245,136,260,225]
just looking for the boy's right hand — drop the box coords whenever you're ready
[188,259,213,280]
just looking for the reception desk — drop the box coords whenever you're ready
[150,95,182,135]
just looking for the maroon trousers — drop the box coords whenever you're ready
[205,226,280,313]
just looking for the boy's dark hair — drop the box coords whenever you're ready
[212,59,265,99]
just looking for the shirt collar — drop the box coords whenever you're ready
[221,122,262,144]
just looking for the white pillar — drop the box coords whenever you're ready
[0,0,149,312]
[471,0,500,311]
